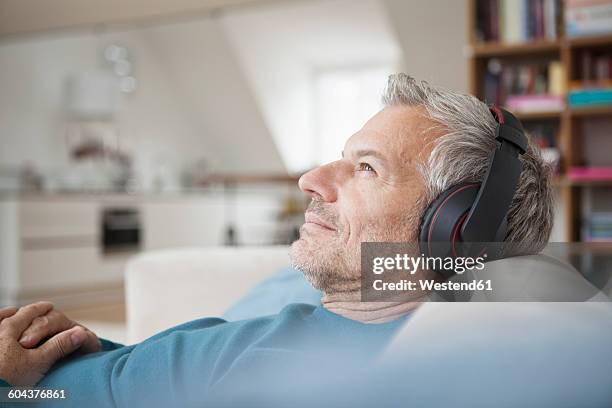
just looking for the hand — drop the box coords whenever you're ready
[17,306,100,352]
[0,302,100,386]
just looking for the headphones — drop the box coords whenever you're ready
[418,106,528,272]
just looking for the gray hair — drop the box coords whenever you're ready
[382,73,554,251]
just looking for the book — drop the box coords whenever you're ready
[568,88,612,106]
[527,122,560,171]
[544,0,559,39]
[534,0,544,38]
[548,61,566,96]
[483,60,564,108]
[565,0,612,38]
[475,0,560,43]
[584,212,612,241]
[568,166,612,181]
[506,94,565,111]
[577,50,612,83]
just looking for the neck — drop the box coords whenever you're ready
[321,268,440,323]
[321,292,426,323]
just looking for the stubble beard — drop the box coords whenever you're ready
[290,228,358,295]
[290,216,419,297]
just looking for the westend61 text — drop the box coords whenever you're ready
[372,279,493,292]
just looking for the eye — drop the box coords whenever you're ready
[357,162,376,173]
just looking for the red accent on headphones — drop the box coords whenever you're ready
[427,184,476,257]
[490,105,505,124]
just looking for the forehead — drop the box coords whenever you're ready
[345,105,441,164]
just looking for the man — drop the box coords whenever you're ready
[0,74,553,405]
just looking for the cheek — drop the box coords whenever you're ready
[338,184,385,241]
[341,184,417,242]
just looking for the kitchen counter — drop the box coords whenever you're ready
[0,186,301,308]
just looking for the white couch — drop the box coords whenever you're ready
[125,246,612,343]
[125,246,291,343]
[124,246,612,406]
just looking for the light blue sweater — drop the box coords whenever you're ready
[1,304,404,407]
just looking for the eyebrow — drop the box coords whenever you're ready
[342,149,387,162]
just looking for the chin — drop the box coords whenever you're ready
[289,237,309,266]
[290,235,354,288]
[290,235,324,268]
[290,231,329,258]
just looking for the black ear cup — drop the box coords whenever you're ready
[418,183,480,258]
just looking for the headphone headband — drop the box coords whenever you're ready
[492,107,528,154]
[461,106,527,243]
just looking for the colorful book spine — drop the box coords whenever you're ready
[578,51,612,83]
[584,212,612,241]
[544,0,558,39]
[483,60,564,109]
[565,0,612,38]
[568,166,612,181]
[475,0,560,43]
[506,94,565,111]
[548,61,566,96]
[568,88,612,106]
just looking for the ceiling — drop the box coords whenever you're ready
[0,0,290,37]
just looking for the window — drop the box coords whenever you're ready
[313,64,393,165]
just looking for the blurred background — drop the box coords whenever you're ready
[0,0,611,340]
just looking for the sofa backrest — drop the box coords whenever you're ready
[125,246,290,343]
[380,254,612,406]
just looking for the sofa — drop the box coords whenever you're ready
[125,246,291,343]
[125,245,612,406]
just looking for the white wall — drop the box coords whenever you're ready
[220,0,402,172]
[140,18,284,175]
[384,0,468,93]
[0,17,285,190]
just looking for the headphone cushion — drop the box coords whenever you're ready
[419,183,480,257]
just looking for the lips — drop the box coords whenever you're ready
[304,212,336,231]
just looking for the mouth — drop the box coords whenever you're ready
[304,212,336,231]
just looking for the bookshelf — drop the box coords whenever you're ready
[514,110,562,121]
[569,105,612,118]
[471,39,561,57]
[467,0,612,242]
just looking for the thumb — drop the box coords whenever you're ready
[38,326,88,366]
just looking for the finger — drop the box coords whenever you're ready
[1,301,54,337]
[37,326,89,366]
[19,310,75,348]
[0,306,18,320]
[79,329,102,354]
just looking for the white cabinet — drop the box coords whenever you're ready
[0,191,286,308]
[0,194,229,307]
[1,196,106,307]
[19,200,97,240]
[142,198,226,250]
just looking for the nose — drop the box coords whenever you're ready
[298,162,339,203]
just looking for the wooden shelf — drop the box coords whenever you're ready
[552,176,612,188]
[567,179,612,187]
[569,105,612,118]
[567,33,612,48]
[471,34,612,58]
[510,104,612,121]
[564,242,612,255]
[471,39,560,57]
[583,243,612,255]
[513,110,562,121]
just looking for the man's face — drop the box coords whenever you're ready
[290,105,440,295]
